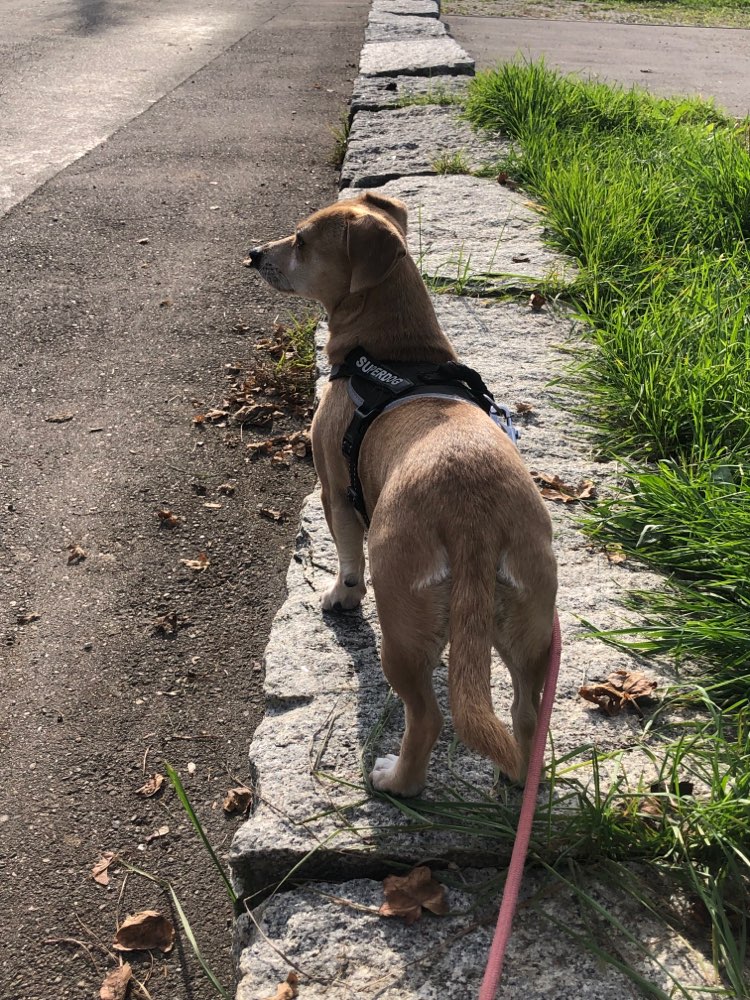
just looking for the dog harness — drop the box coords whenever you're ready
[329,347,519,526]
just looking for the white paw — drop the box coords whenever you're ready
[321,580,366,612]
[370,754,425,798]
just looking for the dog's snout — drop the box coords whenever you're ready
[245,246,264,269]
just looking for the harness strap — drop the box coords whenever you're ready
[330,347,519,526]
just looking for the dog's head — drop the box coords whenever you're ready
[246,192,409,311]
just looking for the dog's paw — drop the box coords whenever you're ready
[321,580,366,612]
[370,754,425,798]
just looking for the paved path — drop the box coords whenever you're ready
[0,0,296,216]
[445,14,750,116]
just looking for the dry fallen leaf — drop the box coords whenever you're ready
[92,851,117,887]
[16,612,41,625]
[223,786,254,815]
[157,509,181,529]
[218,482,236,495]
[532,472,597,504]
[45,412,75,423]
[145,825,170,844]
[261,971,299,1000]
[99,963,132,1000]
[497,171,519,190]
[529,292,546,312]
[136,774,165,798]
[151,611,181,636]
[232,403,276,427]
[180,552,210,572]
[579,669,658,716]
[203,502,222,510]
[67,543,87,565]
[113,910,175,953]
[515,401,534,414]
[379,865,448,926]
[259,507,285,523]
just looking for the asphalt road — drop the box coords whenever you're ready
[445,14,750,116]
[0,2,368,998]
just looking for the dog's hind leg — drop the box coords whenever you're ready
[369,581,447,798]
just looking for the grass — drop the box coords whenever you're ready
[455,59,750,994]
[330,110,351,169]
[432,149,472,175]
[464,60,750,692]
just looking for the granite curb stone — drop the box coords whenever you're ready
[366,11,447,41]
[372,0,440,15]
[341,105,501,188]
[350,73,468,113]
[359,37,474,77]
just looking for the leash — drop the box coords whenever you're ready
[479,611,562,999]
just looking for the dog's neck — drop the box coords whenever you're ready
[325,256,457,366]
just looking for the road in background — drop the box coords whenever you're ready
[0,0,297,215]
[445,14,750,116]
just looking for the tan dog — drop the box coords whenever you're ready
[247,191,557,797]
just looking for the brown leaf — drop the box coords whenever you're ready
[157,509,181,529]
[16,611,41,625]
[99,963,132,1000]
[529,292,546,312]
[136,773,165,798]
[515,401,534,414]
[511,255,530,263]
[151,611,181,636]
[261,971,299,1000]
[579,669,658,716]
[217,482,236,495]
[497,171,519,190]
[145,824,170,843]
[232,403,276,427]
[92,851,117,887]
[223,786,254,815]
[45,412,75,423]
[202,408,230,423]
[532,472,597,504]
[113,910,175,953]
[180,552,210,572]
[67,543,87,565]
[259,507,285,523]
[379,865,448,926]
[247,440,275,459]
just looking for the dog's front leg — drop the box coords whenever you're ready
[320,488,367,611]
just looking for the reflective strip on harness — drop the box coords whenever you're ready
[329,347,519,527]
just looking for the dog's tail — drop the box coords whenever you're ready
[447,540,522,781]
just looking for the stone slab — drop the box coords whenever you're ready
[366,11,447,42]
[236,872,715,999]
[359,37,474,77]
[372,0,440,15]
[341,105,500,188]
[342,175,574,285]
[351,72,468,113]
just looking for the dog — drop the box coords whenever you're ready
[246,191,557,797]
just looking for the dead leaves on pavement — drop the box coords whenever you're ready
[261,971,299,1000]
[379,865,448,926]
[99,963,132,1000]
[532,471,596,504]
[579,669,658,716]
[113,910,175,954]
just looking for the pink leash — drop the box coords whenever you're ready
[479,611,562,999]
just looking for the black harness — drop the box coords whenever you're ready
[329,347,519,526]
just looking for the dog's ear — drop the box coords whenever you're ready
[361,191,408,236]
[347,212,406,294]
